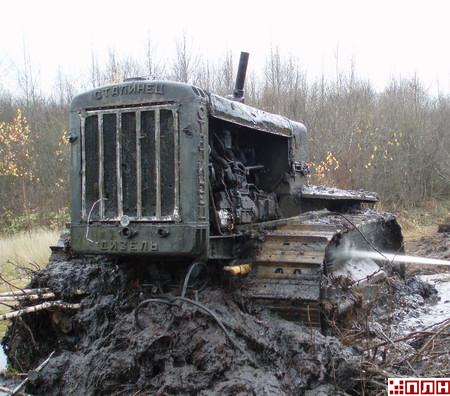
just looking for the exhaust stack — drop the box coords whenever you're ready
[232,52,249,102]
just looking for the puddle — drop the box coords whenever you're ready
[0,346,10,395]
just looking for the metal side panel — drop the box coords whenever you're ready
[209,93,293,137]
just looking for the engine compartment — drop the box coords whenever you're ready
[209,120,289,234]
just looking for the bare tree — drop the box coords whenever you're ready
[54,68,75,107]
[145,38,165,80]
[17,40,39,108]
[89,51,101,88]
[216,50,234,95]
[171,32,199,83]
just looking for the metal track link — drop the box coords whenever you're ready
[244,222,339,326]
[242,210,403,328]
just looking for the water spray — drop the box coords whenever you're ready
[340,249,450,267]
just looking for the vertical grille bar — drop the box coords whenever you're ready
[155,109,161,218]
[160,109,175,217]
[116,112,123,218]
[173,110,179,219]
[84,115,99,220]
[136,110,142,218]
[81,116,86,219]
[121,112,137,216]
[141,110,156,217]
[103,114,117,218]
[98,114,104,218]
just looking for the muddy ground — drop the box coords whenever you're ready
[2,231,449,395]
[3,253,365,396]
[407,229,449,259]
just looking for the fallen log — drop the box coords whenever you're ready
[0,292,55,302]
[0,301,80,321]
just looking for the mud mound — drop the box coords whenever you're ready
[3,254,360,395]
[367,276,438,328]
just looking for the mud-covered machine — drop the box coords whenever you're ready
[68,52,402,327]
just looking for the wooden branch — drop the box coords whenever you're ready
[0,385,26,395]
[363,317,450,352]
[362,331,433,351]
[12,351,55,395]
[0,273,30,296]
[0,288,51,297]
[373,328,419,376]
[0,301,80,321]
[0,292,55,302]
[434,166,450,183]
[411,320,450,362]
[363,363,400,379]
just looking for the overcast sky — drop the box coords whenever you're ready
[1,0,450,95]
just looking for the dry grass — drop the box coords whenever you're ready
[0,229,59,337]
[0,229,58,280]
[387,198,450,241]
[400,221,437,241]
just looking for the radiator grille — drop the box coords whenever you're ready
[81,105,179,222]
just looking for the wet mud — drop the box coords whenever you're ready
[2,232,446,395]
[3,254,361,396]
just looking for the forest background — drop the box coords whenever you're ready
[0,38,449,235]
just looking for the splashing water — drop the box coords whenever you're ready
[343,249,450,267]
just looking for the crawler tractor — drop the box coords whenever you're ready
[68,52,403,326]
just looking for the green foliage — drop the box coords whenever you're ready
[0,98,69,234]
[0,108,32,178]
[46,207,70,230]
[1,208,69,234]
[3,211,39,234]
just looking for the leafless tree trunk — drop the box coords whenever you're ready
[171,32,199,83]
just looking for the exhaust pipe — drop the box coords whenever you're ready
[232,52,249,102]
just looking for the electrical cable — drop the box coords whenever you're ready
[85,198,106,244]
[180,262,208,298]
[134,262,253,362]
[335,213,389,261]
[334,212,405,284]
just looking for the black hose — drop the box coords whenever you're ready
[172,296,249,358]
[134,295,253,362]
[134,258,254,363]
[134,297,174,330]
[209,183,224,236]
[180,262,208,298]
